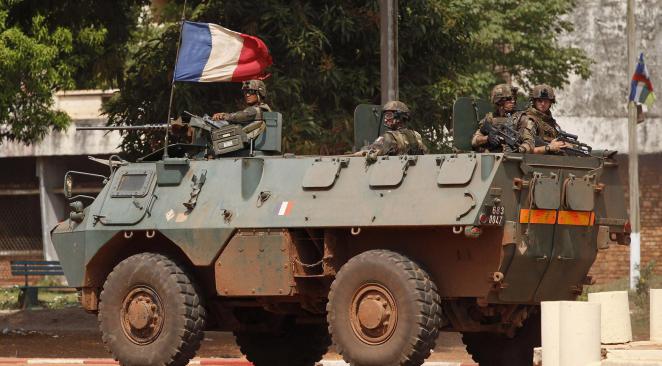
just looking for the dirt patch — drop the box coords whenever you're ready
[0,308,473,362]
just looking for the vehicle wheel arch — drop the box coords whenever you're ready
[84,230,201,290]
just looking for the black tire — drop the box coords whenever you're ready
[98,253,206,366]
[462,310,541,366]
[234,316,331,366]
[327,249,442,366]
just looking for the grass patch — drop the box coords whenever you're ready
[0,284,78,310]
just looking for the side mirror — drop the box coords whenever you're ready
[64,173,73,199]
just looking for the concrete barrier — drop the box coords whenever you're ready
[541,301,602,366]
[588,291,633,344]
[651,289,662,343]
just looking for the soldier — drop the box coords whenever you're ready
[212,79,272,140]
[472,84,527,153]
[358,100,427,161]
[518,84,569,154]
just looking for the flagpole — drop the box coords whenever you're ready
[163,0,188,159]
[626,0,640,290]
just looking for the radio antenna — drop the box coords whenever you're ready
[163,0,188,159]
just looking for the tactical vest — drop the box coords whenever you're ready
[479,111,524,153]
[243,103,272,140]
[524,108,559,143]
[384,128,426,155]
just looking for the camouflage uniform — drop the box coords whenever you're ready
[517,84,560,152]
[368,129,428,156]
[472,84,525,153]
[366,101,428,159]
[221,80,271,140]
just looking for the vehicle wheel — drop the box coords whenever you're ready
[327,249,442,366]
[234,316,331,366]
[98,253,206,366]
[462,310,541,366]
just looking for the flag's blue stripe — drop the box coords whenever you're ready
[174,21,212,82]
[629,80,638,101]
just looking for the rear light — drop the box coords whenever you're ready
[624,220,632,233]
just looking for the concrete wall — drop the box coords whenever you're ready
[1,90,122,157]
[554,1,661,284]
[555,0,661,153]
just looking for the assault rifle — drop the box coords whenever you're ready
[480,120,523,153]
[556,130,592,156]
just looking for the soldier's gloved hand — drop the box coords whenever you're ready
[212,113,227,121]
[487,132,503,149]
[548,139,566,152]
[479,123,490,136]
[366,149,379,163]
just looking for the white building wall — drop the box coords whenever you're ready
[554,0,661,153]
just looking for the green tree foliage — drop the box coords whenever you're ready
[0,0,146,145]
[105,0,591,157]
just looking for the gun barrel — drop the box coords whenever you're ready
[560,131,578,140]
[76,125,170,131]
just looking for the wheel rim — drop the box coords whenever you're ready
[349,283,398,345]
[120,286,165,345]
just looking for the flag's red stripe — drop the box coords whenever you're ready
[632,74,654,91]
[284,201,293,216]
[231,34,273,82]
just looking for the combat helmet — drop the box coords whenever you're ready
[382,100,410,129]
[242,80,267,99]
[529,84,556,103]
[490,84,518,105]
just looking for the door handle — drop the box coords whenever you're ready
[535,255,548,261]
[557,255,574,261]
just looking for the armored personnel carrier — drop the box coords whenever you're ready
[52,102,629,366]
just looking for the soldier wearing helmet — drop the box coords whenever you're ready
[357,100,427,161]
[212,79,272,140]
[517,84,569,154]
[472,84,526,153]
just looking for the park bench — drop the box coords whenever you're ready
[9,260,70,309]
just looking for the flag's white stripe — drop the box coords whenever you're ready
[278,201,289,216]
[199,24,244,82]
[634,83,645,102]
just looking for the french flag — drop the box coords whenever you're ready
[174,21,272,82]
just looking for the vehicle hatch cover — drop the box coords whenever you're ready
[369,156,414,188]
[564,175,595,211]
[437,155,477,185]
[533,173,560,209]
[302,158,348,189]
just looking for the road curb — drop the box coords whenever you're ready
[0,359,477,366]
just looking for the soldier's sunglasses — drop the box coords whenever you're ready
[243,89,258,96]
[383,110,405,119]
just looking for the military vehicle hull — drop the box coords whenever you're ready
[52,152,628,366]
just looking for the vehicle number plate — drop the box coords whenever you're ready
[483,205,505,225]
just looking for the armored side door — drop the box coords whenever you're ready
[95,165,157,225]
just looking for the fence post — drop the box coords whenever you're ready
[651,289,662,342]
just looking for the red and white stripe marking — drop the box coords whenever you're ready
[0,359,476,366]
[277,201,293,216]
